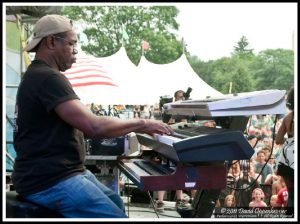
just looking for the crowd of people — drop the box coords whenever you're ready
[88,87,294,216]
[216,87,294,216]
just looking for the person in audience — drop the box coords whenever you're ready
[267,154,277,172]
[276,185,288,208]
[133,105,141,118]
[248,162,262,184]
[254,150,273,184]
[269,195,280,208]
[224,194,236,208]
[271,175,285,196]
[228,160,242,181]
[261,146,272,161]
[249,188,267,208]
[234,167,260,207]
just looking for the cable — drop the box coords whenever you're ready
[226,115,280,192]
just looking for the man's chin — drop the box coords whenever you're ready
[61,64,72,72]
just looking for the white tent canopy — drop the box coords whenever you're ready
[93,47,142,105]
[64,47,223,105]
[135,54,223,104]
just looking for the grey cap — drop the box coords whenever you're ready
[24,14,73,52]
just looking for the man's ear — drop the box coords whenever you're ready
[45,35,56,50]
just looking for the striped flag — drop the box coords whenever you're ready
[62,54,122,104]
[63,55,118,88]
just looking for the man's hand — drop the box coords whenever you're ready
[140,119,174,136]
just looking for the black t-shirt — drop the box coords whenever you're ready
[12,60,85,195]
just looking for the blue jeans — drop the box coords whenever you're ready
[25,170,127,218]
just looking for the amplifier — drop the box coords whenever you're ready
[87,135,129,156]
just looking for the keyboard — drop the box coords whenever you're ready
[171,123,228,137]
[133,160,173,176]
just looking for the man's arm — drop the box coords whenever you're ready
[54,99,173,138]
[275,114,291,144]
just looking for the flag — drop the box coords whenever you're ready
[141,40,150,51]
[62,55,122,104]
[63,55,118,88]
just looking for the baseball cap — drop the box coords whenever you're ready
[24,14,73,52]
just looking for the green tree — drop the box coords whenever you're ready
[189,56,254,94]
[62,6,182,65]
[188,55,218,90]
[251,49,294,91]
[188,46,293,94]
[230,59,253,93]
[212,57,254,93]
[232,35,254,59]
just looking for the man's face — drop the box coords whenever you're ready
[257,152,266,163]
[54,30,78,72]
[175,92,185,101]
[263,138,271,147]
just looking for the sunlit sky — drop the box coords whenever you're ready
[4,2,298,62]
[175,3,297,61]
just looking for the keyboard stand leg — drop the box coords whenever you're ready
[147,191,160,218]
[191,189,221,218]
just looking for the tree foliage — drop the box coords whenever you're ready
[232,35,254,59]
[61,6,182,65]
[61,6,294,93]
[251,49,294,91]
[188,45,294,93]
